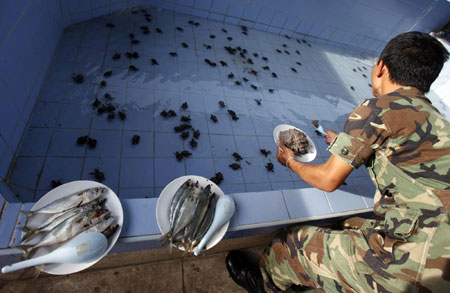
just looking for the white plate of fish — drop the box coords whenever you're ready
[273,124,317,162]
[18,180,123,275]
[156,175,229,253]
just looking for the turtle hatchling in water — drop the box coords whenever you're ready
[229,163,241,170]
[132,135,140,145]
[90,168,105,182]
[265,162,274,172]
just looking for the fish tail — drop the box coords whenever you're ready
[33,264,45,279]
[19,230,42,244]
[20,225,38,234]
[158,232,173,247]
[14,245,34,259]
[19,210,34,216]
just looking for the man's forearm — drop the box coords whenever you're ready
[287,155,352,192]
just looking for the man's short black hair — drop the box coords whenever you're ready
[379,31,449,93]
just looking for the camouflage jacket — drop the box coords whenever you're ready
[328,87,450,291]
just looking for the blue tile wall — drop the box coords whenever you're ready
[0,0,64,181]
[1,1,447,207]
[142,0,450,55]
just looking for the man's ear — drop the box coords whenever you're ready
[375,59,386,78]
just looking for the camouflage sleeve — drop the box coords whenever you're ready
[328,100,388,168]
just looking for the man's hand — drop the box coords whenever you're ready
[276,141,295,167]
[325,130,338,145]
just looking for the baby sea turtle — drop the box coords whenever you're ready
[175,150,192,161]
[265,162,274,172]
[90,168,105,182]
[181,115,191,122]
[260,149,271,157]
[118,111,126,120]
[189,139,197,148]
[181,102,188,109]
[132,135,140,145]
[210,172,223,185]
[228,110,239,121]
[92,98,101,108]
[180,131,189,140]
[72,73,84,84]
[77,135,89,145]
[229,163,241,170]
[174,123,192,132]
[167,110,176,117]
[51,179,63,188]
[210,114,218,123]
[87,138,97,149]
[193,129,200,139]
[232,152,243,161]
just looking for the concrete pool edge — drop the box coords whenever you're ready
[0,186,374,266]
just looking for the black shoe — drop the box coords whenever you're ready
[226,250,265,293]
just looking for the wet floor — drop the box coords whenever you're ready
[8,7,377,202]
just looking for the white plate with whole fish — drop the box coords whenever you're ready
[156,175,229,253]
[273,124,317,162]
[19,180,123,275]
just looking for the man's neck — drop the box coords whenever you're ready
[379,82,404,96]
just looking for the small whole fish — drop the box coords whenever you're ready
[191,193,218,248]
[84,216,115,234]
[20,198,105,244]
[186,186,212,245]
[21,187,107,216]
[169,180,194,229]
[21,209,109,254]
[171,183,202,237]
[160,179,222,253]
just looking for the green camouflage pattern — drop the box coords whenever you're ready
[260,87,450,292]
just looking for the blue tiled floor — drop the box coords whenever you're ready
[8,7,378,201]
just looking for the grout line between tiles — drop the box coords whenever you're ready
[8,203,23,247]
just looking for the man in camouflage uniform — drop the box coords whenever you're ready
[226,32,450,292]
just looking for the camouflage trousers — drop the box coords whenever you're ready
[259,218,450,292]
